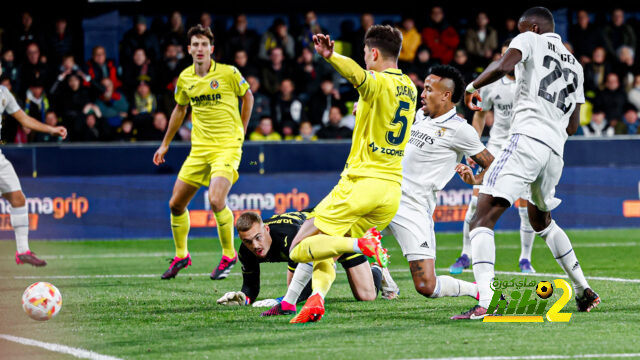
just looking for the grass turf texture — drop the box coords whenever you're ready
[1,229,639,360]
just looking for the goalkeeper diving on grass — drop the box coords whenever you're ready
[216,210,400,315]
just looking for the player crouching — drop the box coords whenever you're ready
[216,211,398,315]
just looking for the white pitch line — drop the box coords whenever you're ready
[407,353,640,360]
[450,269,640,284]
[0,334,123,360]
[8,241,637,261]
[3,268,640,284]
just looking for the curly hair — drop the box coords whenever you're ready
[428,65,466,104]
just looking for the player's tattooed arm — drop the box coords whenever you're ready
[471,149,494,170]
[457,149,495,185]
[566,103,581,136]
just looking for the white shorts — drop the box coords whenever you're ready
[473,141,531,200]
[480,134,562,212]
[387,197,436,261]
[0,151,21,194]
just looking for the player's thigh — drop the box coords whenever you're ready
[481,134,538,206]
[348,178,402,237]
[386,200,435,261]
[342,256,376,301]
[313,177,369,236]
[208,176,232,209]
[290,218,322,250]
[208,147,242,186]
[169,179,200,214]
[0,154,23,197]
[529,151,564,213]
[178,152,212,189]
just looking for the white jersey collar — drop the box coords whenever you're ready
[430,107,458,123]
[543,32,561,40]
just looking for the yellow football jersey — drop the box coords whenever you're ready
[175,60,250,148]
[342,67,417,184]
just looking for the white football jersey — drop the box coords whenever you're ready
[402,108,485,209]
[0,85,21,135]
[508,31,584,157]
[479,76,516,149]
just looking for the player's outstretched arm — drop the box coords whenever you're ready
[240,90,254,134]
[471,110,487,138]
[566,103,581,136]
[464,49,522,111]
[13,110,67,139]
[153,104,188,165]
[314,34,366,87]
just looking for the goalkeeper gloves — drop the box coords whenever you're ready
[216,291,248,306]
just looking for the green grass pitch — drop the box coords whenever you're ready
[1,229,639,359]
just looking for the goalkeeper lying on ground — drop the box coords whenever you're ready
[216,210,399,315]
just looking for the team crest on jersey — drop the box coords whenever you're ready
[435,127,447,137]
[210,79,220,90]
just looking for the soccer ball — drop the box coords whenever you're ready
[536,281,554,299]
[21,282,62,321]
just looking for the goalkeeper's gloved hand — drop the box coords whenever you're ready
[216,291,248,306]
[252,298,281,308]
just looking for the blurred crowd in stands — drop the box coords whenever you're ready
[1,7,640,144]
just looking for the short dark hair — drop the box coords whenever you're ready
[236,212,262,232]
[187,25,214,45]
[521,7,555,30]
[428,65,465,104]
[364,25,403,59]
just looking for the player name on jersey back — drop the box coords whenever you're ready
[508,31,585,157]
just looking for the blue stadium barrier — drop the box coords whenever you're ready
[0,167,638,240]
[3,138,640,177]
[0,138,639,240]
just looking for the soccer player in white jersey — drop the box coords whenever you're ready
[450,39,537,275]
[452,7,600,320]
[386,65,495,302]
[0,62,67,267]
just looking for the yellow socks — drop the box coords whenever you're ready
[311,259,336,297]
[289,234,355,263]
[170,210,190,258]
[214,206,236,258]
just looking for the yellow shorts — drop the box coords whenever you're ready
[314,176,401,238]
[177,147,242,187]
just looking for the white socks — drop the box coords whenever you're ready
[518,206,535,261]
[461,195,477,258]
[470,227,495,308]
[11,206,29,253]
[430,275,478,298]
[537,220,589,294]
[283,262,313,305]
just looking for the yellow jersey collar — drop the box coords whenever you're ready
[193,60,217,76]
[382,68,403,75]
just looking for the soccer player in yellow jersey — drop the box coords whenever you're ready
[287,25,417,323]
[153,25,254,280]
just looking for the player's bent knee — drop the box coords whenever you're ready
[10,191,26,207]
[354,289,377,302]
[413,276,437,297]
[168,199,186,216]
